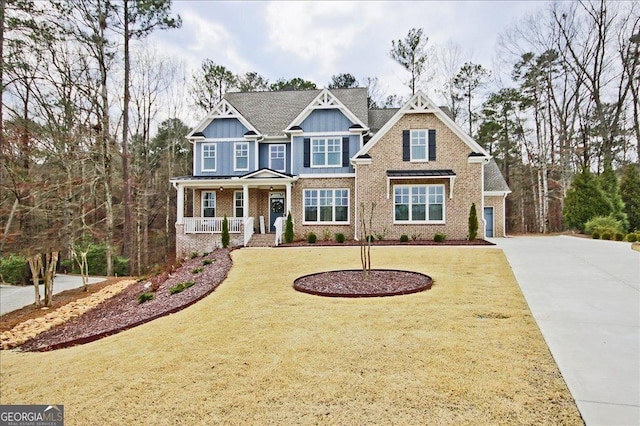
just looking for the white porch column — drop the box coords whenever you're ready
[176,184,185,224]
[285,182,292,215]
[243,184,249,218]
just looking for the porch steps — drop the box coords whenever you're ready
[246,233,276,248]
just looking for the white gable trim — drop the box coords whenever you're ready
[285,88,368,132]
[354,91,489,158]
[187,99,260,139]
[241,168,292,179]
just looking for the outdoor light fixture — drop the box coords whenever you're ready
[270,186,273,191]
[219,187,223,191]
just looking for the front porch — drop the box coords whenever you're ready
[170,169,296,258]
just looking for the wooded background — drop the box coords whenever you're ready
[1,0,638,276]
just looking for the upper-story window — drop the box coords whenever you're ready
[202,143,217,171]
[394,184,444,223]
[311,137,341,167]
[411,130,428,161]
[269,144,286,172]
[234,142,249,171]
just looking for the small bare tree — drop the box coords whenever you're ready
[359,202,375,278]
[43,250,59,307]
[71,245,89,292]
[27,254,43,307]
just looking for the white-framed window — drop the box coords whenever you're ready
[269,144,286,172]
[234,142,249,171]
[303,189,349,224]
[311,137,341,167]
[411,130,428,161]
[234,191,244,218]
[202,143,217,171]
[394,184,444,223]
[202,191,216,217]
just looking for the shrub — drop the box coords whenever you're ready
[221,215,230,248]
[366,235,375,243]
[138,292,154,304]
[468,203,478,240]
[584,215,624,235]
[322,228,332,241]
[307,232,317,243]
[411,233,421,241]
[202,259,214,266]
[626,233,638,242]
[400,234,409,242]
[190,252,200,259]
[201,252,210,258]
[592,231,601,239]
[614,232,624,241]
[601,231,612,240]
[0,255,28,284]
[284,212,294,244]
[169,280,195,295]
[335,233,345,243]
[169,283,185,295]
[434,233,446,243]
[191,267,203,274]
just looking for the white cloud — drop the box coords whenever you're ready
[158,9,253,75]
[265,1,387,79]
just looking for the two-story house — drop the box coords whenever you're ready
[170,88,510,257]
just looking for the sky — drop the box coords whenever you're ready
[147,0,548,113]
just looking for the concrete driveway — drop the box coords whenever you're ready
[0,275,106,315]
[494,236,639,426]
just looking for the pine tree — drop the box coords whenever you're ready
[468,203,478,240]
[620,165,640,231]
[598,167,629,231]
[563,169,612,231]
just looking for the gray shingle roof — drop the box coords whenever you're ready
[224,88,369,137]
[368,108,399,133]
[484,159,511,192]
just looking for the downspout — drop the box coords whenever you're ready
[480,158,490,239]
[353,161,359,241]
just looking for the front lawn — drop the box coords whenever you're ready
[0,247,581,424]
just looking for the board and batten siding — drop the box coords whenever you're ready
[194,140,256,176]
[259,142,292,173]
[291,134,359,175]
[202,118,248,139]
[300,109,353,132]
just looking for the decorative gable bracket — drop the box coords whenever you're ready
[187,99,260,140]
[285,88,369,133]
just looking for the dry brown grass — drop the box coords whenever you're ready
[0,247,582,425]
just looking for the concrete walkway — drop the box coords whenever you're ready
[0,275,106,315]
[494,236,639,426]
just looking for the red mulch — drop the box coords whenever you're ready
[18,249,232,352]
[279,239,494,247]
[294,269,433,298]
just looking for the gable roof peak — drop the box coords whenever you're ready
[285,87,368,131]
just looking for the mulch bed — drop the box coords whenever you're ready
[279,239,494,247]
[18,249,232,352]
[294,269,433,297]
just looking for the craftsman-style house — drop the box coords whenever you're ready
[170,88,510,257]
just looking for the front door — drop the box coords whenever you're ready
[269,195,285,232]
[484,207,494,238]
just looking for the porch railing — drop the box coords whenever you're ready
[243,217,255,246]
[274,216,285,246]
[183,217,243,234]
